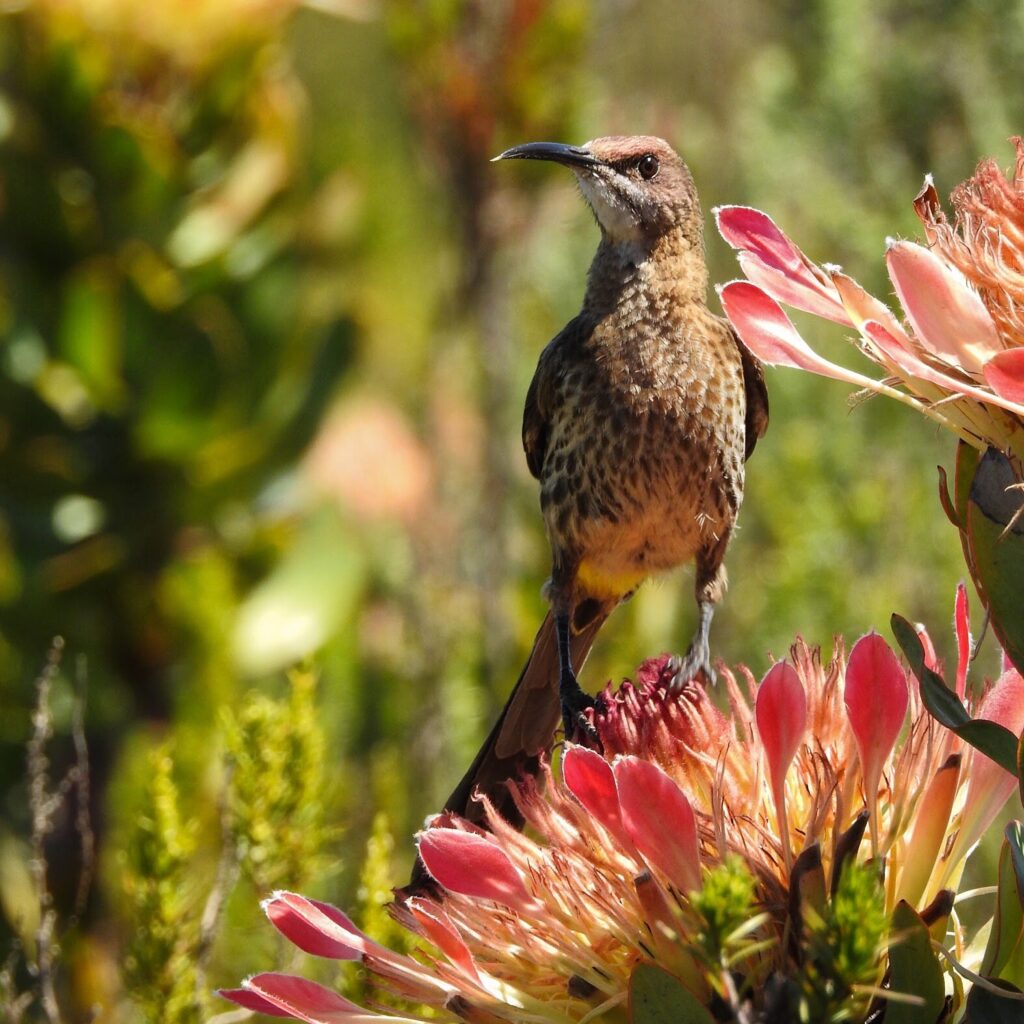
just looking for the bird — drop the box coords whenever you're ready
[424,135,767,855]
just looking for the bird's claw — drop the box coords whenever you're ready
[666,647,716,693]
[561,687,602,747]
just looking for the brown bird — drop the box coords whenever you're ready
[431,136,767,842]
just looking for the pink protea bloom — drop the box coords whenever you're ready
[716,140,1024,461]
[222,595,1022,1023]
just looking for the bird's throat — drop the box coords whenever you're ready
[585,229,709,316]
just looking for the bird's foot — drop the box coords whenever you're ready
[560,673,602,747]
[666,643,716,694]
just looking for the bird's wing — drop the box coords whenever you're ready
[733,327,770,460]
[523,316,587,479]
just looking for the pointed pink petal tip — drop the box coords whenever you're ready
[984,348,1024,406]
[219,984,294,1017]
[613,756,701,892]
[719,281,872,388]
[960,668,1024,850]
[231,973,364,1022]
[262,891,365,960]
[886,240,1001,376]
[914,623,939,672]
[562,745,634,849]
[755,661,807,795]
[714,205,807,275]
[845,632,908,795]
[715,205,850,323]
[976,668,1024,739]
[954,582,970,698]
[417,827,541,914]
[406,898,480,982]
[718,281,817,370]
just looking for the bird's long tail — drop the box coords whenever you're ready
[403,604,610,896]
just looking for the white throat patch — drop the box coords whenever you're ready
[576,173,644,243]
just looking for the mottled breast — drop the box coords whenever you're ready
[535,305,747,581]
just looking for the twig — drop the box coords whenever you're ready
[70,655,94,924]
[194,761,240,1003]
[27,638,66,1024]
[932,941,1024,999]
[1,949,34,1024]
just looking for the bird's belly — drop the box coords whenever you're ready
[543,418,742,597]
[574,488,713,593]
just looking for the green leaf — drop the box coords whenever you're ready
[886,901,946,1024]
[1008,823,1024,896]
[963,980,1024,1023]
[937,463,960,527]
[891,614,1019,775]
[628,963,714,1024]
[939,443,982,584]
[58,265,126,412]
[232,505,366,676]
[982,825,1024,985]
[955,441,982,526]
[965,448,1024,675]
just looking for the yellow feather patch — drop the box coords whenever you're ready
[576,559,647,600]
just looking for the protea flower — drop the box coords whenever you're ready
[222,589,1024,1023]
[716,139,1024,462]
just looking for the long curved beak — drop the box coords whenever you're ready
[492,141,601,169]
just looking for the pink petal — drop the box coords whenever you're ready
[417,828,541,914]
[915,624,939,673]
[715,205,804,272]
[845,632,909,800]
[862,320,1024,415]
[264,892,368,961]
[613,756,701,892]
[755,661,807,801]
[830,270,901,333]
[719,282,882,389]
[896,755,961,908]
[406,899,480,982]
[860,318,944,381]
[561,746,635,851]
[240,973,365,1023]
[954,582,970,699]
[830,271,921,368]
[220,986,295,1017]
[715,205,850,323]
[886,240,1002,376]
[960,669,1024,851]
[984,348,1024,406]
[738,255,851,325]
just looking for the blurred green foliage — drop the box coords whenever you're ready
[120,747,199,1024]
[799,860,889,1022]
[222,668,332,893]
[1,0,1023,1018]
[117,671,334,1024]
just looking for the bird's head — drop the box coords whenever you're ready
[495,135,700,248]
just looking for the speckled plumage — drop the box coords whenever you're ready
[529,231,751,608]
[420,136,767,861]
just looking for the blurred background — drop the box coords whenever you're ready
[1,0,1023,1019]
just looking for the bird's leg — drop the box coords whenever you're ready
[667,599,716,692]
[556,610,599,743]
[668,543,726,693]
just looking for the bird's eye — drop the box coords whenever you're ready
[638,154,659,180]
